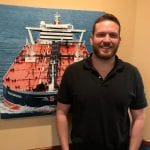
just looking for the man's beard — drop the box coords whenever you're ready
[92,42,119,60]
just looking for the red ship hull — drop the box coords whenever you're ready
[3,43,88,108]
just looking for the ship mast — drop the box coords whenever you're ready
[54,12,61,24]
[48,42,60,91]
[48,59,56,91]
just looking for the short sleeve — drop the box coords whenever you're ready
[130,69,148,109]
[56,66,73,104]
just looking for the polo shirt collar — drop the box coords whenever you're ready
[83,53,125,73]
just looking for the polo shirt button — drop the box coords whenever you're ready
[99,76,102,79]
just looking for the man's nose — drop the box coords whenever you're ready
[103,34,111,41]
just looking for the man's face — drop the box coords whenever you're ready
[90,20,121,60]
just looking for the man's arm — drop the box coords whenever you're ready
[56,102,71,150]
[129,108,146,150]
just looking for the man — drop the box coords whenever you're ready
[56,13,147,150]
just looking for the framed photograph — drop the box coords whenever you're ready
[0,4,104,118]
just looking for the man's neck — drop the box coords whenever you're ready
[91,54,116,79]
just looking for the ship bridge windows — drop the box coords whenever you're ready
[39,30,74,42]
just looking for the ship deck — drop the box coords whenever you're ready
[3,43,88,92]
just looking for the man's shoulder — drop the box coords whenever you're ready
[66,58,86,71]
[119,58,139,72]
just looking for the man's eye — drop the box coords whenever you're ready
[96,33,106,37]
[109,33,119,38]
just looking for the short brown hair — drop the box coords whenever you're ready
[92,13,121,34]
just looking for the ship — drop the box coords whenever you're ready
[2,12,89,111]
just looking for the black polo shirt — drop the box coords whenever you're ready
[57,55,147,150]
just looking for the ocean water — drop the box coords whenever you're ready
[0,4,104,98]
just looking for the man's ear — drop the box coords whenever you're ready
[119,36,121,44]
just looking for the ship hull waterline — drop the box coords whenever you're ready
[3,85,57,107]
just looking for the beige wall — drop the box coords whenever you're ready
[0,0,149,149]
[133,0,150,141]
[0,115,59,149]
